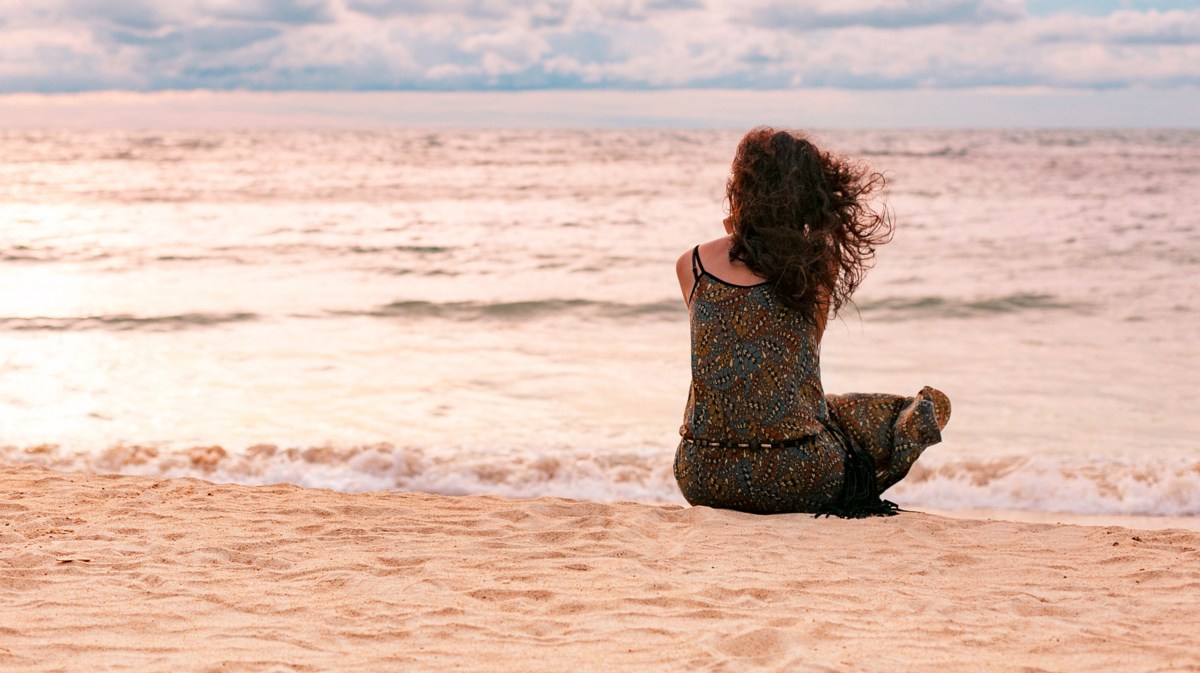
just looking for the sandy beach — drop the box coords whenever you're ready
[2,464,1198,672]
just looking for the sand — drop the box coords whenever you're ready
[2,465,1198,672]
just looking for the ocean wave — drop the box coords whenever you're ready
[345,298,685,322]
[891,455,1200,517]
[2,246,112,263]
[1,443,680,504]
[4,444,1200,517]
[347,245,452,254]
[0,312,259,332]
[1,241,450,267]
[858,147,969,158]
[0,299,679,333]
[855,293,1088,320]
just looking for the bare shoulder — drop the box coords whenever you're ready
[676,237,725,281]
[675,248,693,277]
[698,235,766,285]
[697,235,733,259]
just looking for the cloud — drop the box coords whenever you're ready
[744,0,1023,31]
[54,0,184,31]
[203,0,337,25]
[1,0,1200,93]
[346,0,513,20]
[111,25,283,53]
[1037,9,1200,45]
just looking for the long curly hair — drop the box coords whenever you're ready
[726,127,894,320]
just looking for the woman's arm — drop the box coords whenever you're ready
[675,249,696,306]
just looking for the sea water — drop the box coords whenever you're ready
[1,129,1197,517]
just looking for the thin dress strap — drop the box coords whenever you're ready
[689,245,704,302]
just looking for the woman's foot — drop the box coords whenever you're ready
[919,386,951,431]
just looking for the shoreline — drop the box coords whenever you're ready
[5,453,1198,530]
[3,464,1199,671]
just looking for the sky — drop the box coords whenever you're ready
[1,0,1198,127]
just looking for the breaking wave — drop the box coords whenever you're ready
[891,455,1200,517]
[2,443,678,504]
[5,443,1200,517]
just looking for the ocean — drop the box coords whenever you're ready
[1,128,1197,518]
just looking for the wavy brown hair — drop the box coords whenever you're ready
[726,127,894,320]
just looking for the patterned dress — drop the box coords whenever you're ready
[674,247,948,517]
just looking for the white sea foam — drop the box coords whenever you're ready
[6,443,1200,517]
[891,455,1200,517]
[1,443,681,504]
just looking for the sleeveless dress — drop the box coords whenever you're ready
[673,247,948,517]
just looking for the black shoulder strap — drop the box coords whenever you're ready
[688,246,703,303]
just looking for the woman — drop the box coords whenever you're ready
[673,127,950,518]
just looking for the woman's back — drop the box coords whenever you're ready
[681,244,828,443]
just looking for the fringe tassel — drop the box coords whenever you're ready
[815,421,901,519]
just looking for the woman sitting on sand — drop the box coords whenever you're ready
[673,127,950,518]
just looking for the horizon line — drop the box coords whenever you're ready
[3,87,1198,130]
